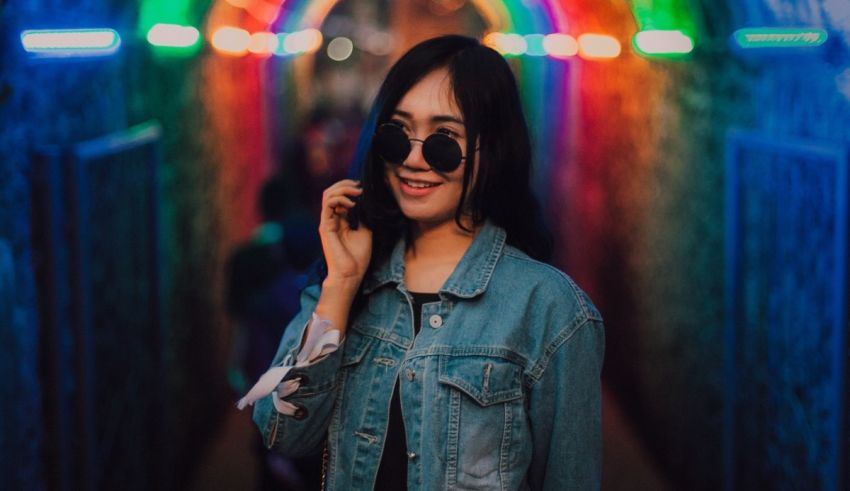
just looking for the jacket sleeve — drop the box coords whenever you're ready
[252,282,345,457]
[527,316,605,490]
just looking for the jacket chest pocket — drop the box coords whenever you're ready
[438,355,527,489]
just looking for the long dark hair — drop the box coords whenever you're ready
[356,34,552,267]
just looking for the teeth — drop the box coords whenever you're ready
[403,179,437,189]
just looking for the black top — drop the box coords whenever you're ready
[373,291,440,491]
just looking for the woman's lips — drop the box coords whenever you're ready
[399,177,441,197]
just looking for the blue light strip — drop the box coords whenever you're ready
[21,29,122,57]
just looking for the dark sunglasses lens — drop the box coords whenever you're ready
[374,125,410,163]
[422,134,463,172]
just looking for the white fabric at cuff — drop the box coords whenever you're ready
[236,312,342,414]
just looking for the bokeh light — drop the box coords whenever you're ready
[248,31,278,56]
[327,36,354,61]
[211,26,251,56]
[146,24,201,49]
[577,33,621,59]
[21,29,121,56]
[634,30,694,57]
[543,33,578,58]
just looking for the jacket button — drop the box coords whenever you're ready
[407,452,417,460]
[293,406,308,420]
[428,314,443,328]
[406,368,416,381]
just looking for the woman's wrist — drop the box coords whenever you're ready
[322,274,363,294]
[314,277,361,332]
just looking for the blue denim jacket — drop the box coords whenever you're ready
[253,221,604,490]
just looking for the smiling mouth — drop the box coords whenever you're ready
[400,177,439,189]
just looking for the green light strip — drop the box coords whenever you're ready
[733,28,827,48]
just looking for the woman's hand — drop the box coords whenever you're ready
[318,179,373,291]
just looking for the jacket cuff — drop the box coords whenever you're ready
[236,312,343,412]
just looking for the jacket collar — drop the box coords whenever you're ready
[361,220,506,298]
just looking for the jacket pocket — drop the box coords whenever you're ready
[438,355,523,405]
[438,355,527,489]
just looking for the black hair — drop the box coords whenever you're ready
[358,34,553,265]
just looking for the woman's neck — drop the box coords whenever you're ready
[403,219,477,293]
[408,219,477,262]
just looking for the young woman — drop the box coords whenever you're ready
[239,35,604,490]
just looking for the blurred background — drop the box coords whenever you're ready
[2,0,849,490]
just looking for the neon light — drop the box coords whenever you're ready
[327,37,353,61]
[21,29,121,56]
[578,34,621,59]
[248,31,278,55]
[302,29,323,53]
[634,30,694,56]
[524,34,547,56]
[732,28,827,49]
[482,32,526,56]
[279,29,322,55]
[211,26,250,55]
[283,32,304,53]
[504,33,527,56]
[626,0,696,61]
[146,24,200,48]
[543,33,578,58]
[482,32,502,51]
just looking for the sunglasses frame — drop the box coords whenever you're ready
[372,122,468,172]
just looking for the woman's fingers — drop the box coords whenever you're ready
[321,180,361,203]
[321,181,362,225]
[326,195,356,211]
[317,180,372,282]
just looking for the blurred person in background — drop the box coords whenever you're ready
[225,173,321,490]
[239,35,605,490]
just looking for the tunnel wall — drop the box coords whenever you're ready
[552,1,850,489]
[0,1,249,488]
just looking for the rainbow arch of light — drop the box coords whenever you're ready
[204,0,591,204]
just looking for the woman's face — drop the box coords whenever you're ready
[383,67,473,229]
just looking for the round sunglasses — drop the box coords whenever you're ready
[372,123,467,172]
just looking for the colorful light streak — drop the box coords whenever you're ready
[20,29,121,56]
[732,28,828,49]
[633,30,694,57]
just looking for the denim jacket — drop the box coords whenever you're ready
[253,221,605,490]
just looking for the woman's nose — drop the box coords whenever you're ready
[403,139,429,170]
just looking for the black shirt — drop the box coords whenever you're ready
[373,291,440,491]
